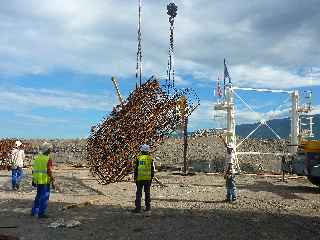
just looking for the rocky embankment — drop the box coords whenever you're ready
[22,134,288,173]
[23,139,87,166]
[155,134,288,173]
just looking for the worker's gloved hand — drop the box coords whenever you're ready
[51,181,56,190]
[32,180,37,187]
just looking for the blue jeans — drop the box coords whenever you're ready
[32,184,51,217]
[226,176,237,201]
[12,167,23,189]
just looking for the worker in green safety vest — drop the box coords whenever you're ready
[31,142,55,218]
[132,144,155,213]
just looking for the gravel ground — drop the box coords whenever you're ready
[0,166,320,240]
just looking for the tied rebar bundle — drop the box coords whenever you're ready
[0,140,16,170]
[87,76,199,184]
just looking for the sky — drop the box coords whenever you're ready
[0,0,319,138]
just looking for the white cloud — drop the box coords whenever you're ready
[15,113,69,125]
[0,0,319,89]
[189,99,294,129]
[174,75,190,86]
[312,105,320,115]
[188,100,216,129]
[0,87,115,112]
[236,108,290,125]
[232,65,319,89]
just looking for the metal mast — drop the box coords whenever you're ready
[215,60,236,147]
[226,84,236,146]
[290,90,299,154]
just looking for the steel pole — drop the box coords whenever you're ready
[111,76,124,104]
[290,90,299,154]
[183,115,188,174]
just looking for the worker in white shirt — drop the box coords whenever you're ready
[11,140,25,190]
[219,135,236,169]
[219,135,237,202]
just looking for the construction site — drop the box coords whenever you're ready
[1,1,320,240]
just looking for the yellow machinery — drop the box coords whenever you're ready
[293,140,320,186]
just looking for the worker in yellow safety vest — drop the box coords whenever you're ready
[132,144,154,213]
[31,142,55,218]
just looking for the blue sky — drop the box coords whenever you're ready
[0,0,319,138]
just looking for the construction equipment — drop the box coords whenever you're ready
[288,87,319,186]
[110,76,168,186]
[86,1,199,184]
[87,77,199,184]
[292,140,320,187]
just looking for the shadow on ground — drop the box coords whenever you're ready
[0,199,319,240]
[164,176,320,201]
[237,180,320,200]
[0,173,105,197]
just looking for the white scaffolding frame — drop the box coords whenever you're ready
[214,85,312,159]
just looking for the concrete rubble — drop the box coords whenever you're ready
[48,219,81,229]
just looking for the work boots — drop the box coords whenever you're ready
[144,206,151,212]
[131,208,141,214]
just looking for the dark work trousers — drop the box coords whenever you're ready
[226,175,237,201]
[135,180,152,210]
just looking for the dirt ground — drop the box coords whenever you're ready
[0,166,320,240]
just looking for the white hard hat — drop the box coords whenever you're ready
[15,141,22,147]
[227,143,235,149]
[140,144,150,152]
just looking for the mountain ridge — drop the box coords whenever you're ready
[236,114,320,140]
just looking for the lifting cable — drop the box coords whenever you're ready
[166,2,178,92]
[136,0,143,86]
[264,122,282,140]
[233,90,283,147]
[236,122,263,149]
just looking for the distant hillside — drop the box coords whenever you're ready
[236,114,320,140]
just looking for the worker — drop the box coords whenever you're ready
[132,144,154,213]
[219,135,237,202]
[31,142,55,218]
[10,140,25,190]
[219,135,236,163]
[224,162,236,202]
[281,155,286,182]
